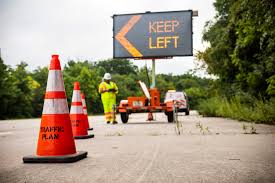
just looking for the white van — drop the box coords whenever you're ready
[164,90,190,115]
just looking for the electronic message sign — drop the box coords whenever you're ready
[113,10,193,58]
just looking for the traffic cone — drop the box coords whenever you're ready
[147,112,154,121]
[23,55,87,163]
[81,92,93,131]
[70,82,94,139]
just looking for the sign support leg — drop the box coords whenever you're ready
[151,59,156,88]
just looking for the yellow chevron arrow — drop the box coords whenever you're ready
[115,15,143,57]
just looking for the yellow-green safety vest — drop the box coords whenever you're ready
[98,81,118,101]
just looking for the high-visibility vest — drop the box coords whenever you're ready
[98,81,118,101]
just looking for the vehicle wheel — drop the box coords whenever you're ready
[167,112,174,123]
[185,109,190,116]
[120,113,129,123]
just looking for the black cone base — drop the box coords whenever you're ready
[74,134,94,139]
[23,151,87,163]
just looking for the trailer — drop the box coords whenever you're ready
[118,81,175,123]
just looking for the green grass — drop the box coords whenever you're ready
[197,96,275,124]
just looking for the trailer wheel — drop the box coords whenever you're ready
[167,112,174,123]
[185,109,190,116]
[120,113,129,123]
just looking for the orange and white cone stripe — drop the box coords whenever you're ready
[81,93,92,130]
[70,82,89,137]
[43,60,68,114]
[36,55,76,156]
[71,89,83,114]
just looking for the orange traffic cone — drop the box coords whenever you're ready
[81,92,93,131]
[70,82,94,139]
[23,55,87,163]
[147,112,154,121]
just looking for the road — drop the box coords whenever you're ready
[0,111,275,183]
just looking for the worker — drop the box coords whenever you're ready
[98,73,119,124]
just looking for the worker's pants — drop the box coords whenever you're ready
[102,99,116,122]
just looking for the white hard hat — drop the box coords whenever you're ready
[103,73,111,80]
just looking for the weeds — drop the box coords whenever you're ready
[250,124,257,134]
[196,122,211,135]
[242,123,258,134]
[198,96,275,124]
[242,123,248,134]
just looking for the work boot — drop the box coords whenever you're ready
[106,121,110,124]
[112,121,118,124]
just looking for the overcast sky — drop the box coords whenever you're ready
[0,0,215,75]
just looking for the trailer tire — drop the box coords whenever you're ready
[121,113,129,123]
[185,109,190,116]
[167,112,174,123]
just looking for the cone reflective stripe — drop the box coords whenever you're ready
[70,90,83,114]
[46,71,65,92]
[70,82,94,139]
[81,93,93,131]
[23,55,87,163]
[42,99,69,114]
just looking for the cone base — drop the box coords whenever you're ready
[74,134,94,139]
[88,128,93,131]
[23,151,87,163]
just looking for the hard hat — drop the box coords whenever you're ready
[103,73,111,80]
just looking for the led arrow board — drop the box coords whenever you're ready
[113,10,193,58]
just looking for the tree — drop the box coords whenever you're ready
[95,59,138,75]
[196,0,275,98]
[11,62,39,118]
[0,58,19,119]
[31,67,48,117]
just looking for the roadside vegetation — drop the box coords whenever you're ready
[196,0,275,124]
[198,96,275,124]
[0,57,210,119]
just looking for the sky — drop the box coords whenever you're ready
[0,0,216,75]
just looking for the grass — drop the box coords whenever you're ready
[197,96,275,124]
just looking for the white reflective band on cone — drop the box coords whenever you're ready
[81,99,86,107]
[70,106,84,114]
[83,109,87,115]
[46,70,66,91]
[72,90,81,102]
[42,99,69,114]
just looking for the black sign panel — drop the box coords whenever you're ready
[113,10,193,58]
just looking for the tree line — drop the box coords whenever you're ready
[0,57,210,119]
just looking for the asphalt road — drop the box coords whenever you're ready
[0,111,275,183]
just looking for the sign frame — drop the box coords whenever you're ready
[113,10,193,59]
